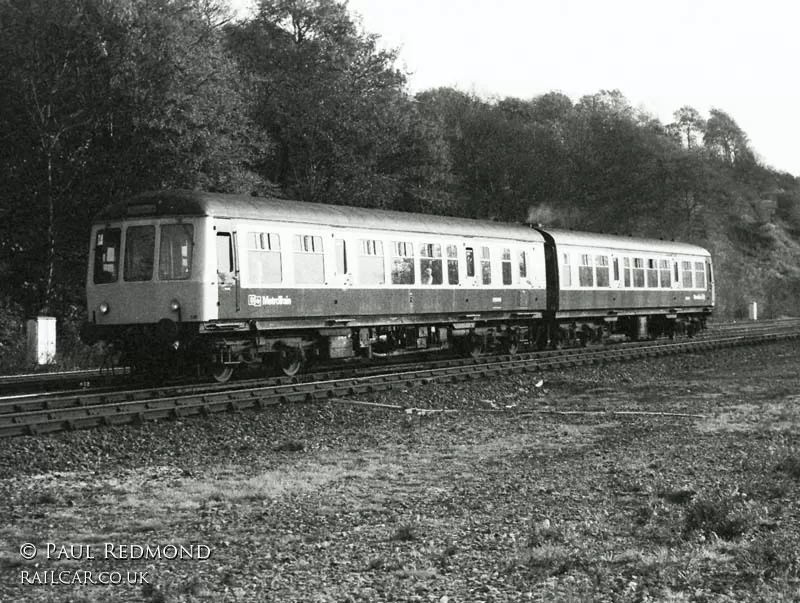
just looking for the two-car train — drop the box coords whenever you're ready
[80,190,714,381]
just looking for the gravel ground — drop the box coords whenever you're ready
[2,341,800,602]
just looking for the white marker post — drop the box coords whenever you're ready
[27,316,56,365]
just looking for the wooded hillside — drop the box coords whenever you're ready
[2,0,799,365]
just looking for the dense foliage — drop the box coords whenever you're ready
[1,0,800,367]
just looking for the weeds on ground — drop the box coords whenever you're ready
[391,523,418,542]
[682,486,755,540]
[775,454,800,479]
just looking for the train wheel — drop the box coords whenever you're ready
[212,365,234,384]
[277,347,304,377]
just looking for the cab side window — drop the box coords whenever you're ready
[216,232,234,285]
[93,228,121,284]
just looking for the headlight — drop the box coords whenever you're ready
[170,299,181,312]
[99,302,110,314]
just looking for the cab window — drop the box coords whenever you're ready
[159,224,194,280]
[124,225,155,282]
[93,228,121,284]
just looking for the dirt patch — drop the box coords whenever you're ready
[2,341,800,602]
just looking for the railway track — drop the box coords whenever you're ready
[1,317,794,396]
[1,319,799,438]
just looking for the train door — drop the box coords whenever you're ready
[610,255,622,289]
[333,236,353,287]
[707,259,715,305]
[541,235,559,313]
[216,230,240,315]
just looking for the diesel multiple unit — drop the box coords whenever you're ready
[81,190,714,380]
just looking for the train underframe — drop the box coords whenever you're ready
[83,310,709,383]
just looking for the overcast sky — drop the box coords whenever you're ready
[231,0,800,176]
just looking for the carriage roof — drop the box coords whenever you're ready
[543,228,711,257]
[95,190,546,242]
[95,190,710,256]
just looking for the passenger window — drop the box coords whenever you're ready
[659,259,671,288]
[391,241,415,284]
[646,259,658,288]
[159,224,194,281]
[247,232,282,284]
[93,228,121,284]
[124,225,155,282]
[446,245,459,285]
[358,239,385,285]
[595,255,609,287]
[632,258,645,287]
[623,257,631,287]
[519,250,527,280]
[501,248,512,285]
[293,234,325,284]
[612,257,620,282]
[466,247,475,278]
[681,261,693,288]
[480,246,491,285]
[579,254,593,287]
[694,261,706,288]
[419,243,443,285]
[561,253,572,287]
